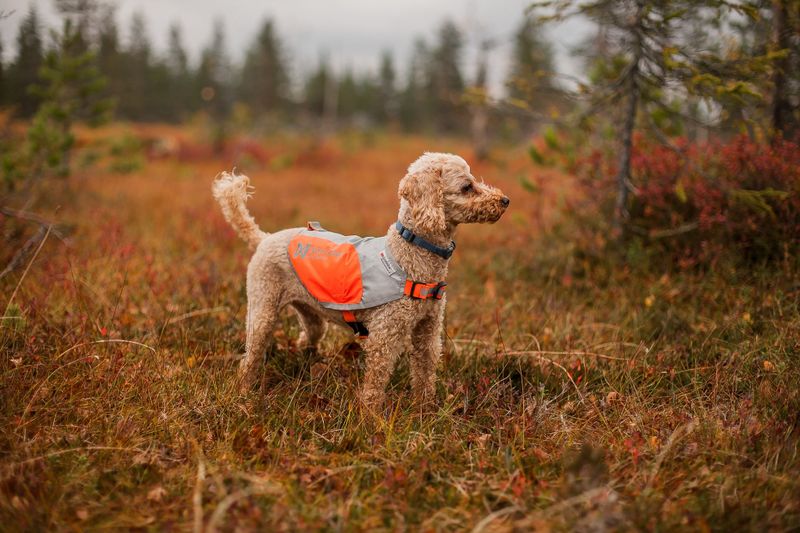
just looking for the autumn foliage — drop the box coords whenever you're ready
[575,135,800,266]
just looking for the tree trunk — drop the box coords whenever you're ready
[615,77,638,229]
[771,0,792,139]
[614,2,644,232]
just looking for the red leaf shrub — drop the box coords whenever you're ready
[575,135,800,266]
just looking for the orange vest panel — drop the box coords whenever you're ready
[288,234,363,305]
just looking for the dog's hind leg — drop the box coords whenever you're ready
[292,303,326,351]
[239,271,280,391]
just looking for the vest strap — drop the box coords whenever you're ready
[342,310,369,338]
[404,279,447,300]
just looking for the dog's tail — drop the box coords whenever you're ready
[212,172,268,250]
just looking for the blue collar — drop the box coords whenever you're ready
[394,221,456,260]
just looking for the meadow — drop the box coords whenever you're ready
[1,125,799,531]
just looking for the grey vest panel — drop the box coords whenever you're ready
[288,227,407,311]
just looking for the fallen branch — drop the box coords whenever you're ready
[0,206,72,281]
[5,446,145,469]
[0,206,71,240]
[2,225,51,308]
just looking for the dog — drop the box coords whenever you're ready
[212,152,509,409]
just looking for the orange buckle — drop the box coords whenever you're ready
[404,279,447,300]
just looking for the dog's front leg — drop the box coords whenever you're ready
[358,318,410,410]
[410,306,444,407]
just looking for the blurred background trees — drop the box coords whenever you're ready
[1,0,795,138]
[0,0,797,263]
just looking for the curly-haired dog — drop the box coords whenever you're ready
[213,152,509,408]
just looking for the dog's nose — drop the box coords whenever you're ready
[501,196,510,207]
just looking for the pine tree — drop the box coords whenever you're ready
[506,15,556,110]
[9,6,44,117]
[27,18,113,177]
[196,19,232,151]
[470,40,492,160]
[96,6,122,111]
[427,20,466,132]
[770,0,799,139]
[377,51,397,123]
[240,19,289,117]
[119,11,151,120]
[166,23,192,119]
[0,30,5,106]
[532,0,776,228]
[337,69,359,120]
[399,39,431,131]
[304,57,334,117]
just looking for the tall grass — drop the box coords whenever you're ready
[1,128,798,530]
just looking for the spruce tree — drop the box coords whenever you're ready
[9,6,44,117]
[399,39,431,131]
[304,57,334,117]
[377,51,397,123]
[427,20,465,132]
[166,23,192,119]
[532,0,777,227]
[196,20,232,151]
[96,6,122,111]
[240,19,289,117]
[120,12,151,120]
[27,18,113,177]
[0,30,5,106]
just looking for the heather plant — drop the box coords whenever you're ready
[568,134,800,266]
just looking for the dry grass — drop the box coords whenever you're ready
[1,125,799,531]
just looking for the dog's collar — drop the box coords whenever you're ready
[394,221,456,260]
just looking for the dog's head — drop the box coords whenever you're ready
[398,152,509,237]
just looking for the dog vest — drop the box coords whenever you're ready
[288,222,447,337]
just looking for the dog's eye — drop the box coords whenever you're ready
[460,183,474,194]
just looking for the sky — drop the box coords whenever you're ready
[0,0,591,95]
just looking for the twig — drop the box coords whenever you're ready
[19,356,100,428]
[0,206,70,240]
[167,306,229,325]
[537,486,616,518]
[3,225,51,314]
[5,446,144,469]
[503,349,627,362]
[193,455,206,533]
[646,419,698,488]
[471,504,522,533]
[206,476,282,533]
[54,339,157,360]
[513,351,585,401]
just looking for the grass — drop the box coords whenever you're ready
[1,126,799,531]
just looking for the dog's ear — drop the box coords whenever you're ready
[398,167,446,236]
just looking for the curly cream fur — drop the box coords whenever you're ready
[212,152,508,410]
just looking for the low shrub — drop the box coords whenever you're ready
[572,135,800,267]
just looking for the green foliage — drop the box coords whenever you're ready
[27,19,113,177]
[528,145,545,165]
[728,188,790,221]
[108,133,145,174]
[543,125,559,150]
